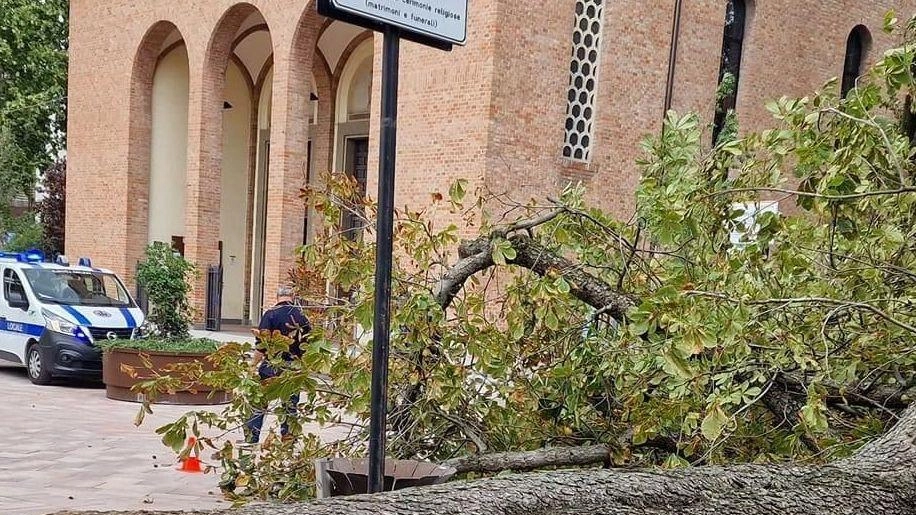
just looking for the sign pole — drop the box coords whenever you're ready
[368,24,400,495]
[316,0,465,496]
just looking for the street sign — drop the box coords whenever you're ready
[319,0,468,48]
[316,0,466,496]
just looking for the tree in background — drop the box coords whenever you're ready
[0,0,69,246]
[38,160,65,255]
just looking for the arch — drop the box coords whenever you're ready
[126,20,189,278]
[185,2,274,318]
[712,0,751,143]
[255,57,274,96]
[288,0,326,133]
[335,38,374,124]
[198,3,271,132]
[232,23,270,53]
[841,25,872,98]
[331,30,374,79]
[156,40,186,67]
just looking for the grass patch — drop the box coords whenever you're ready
[98,337,221,354]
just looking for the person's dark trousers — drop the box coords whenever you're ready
[245,361,300,444]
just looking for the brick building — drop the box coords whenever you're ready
[66,0,914,324]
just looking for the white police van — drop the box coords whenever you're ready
[0,250,145,384]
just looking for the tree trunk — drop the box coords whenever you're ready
[54,406,916,515]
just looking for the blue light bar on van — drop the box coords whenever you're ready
[78,257,92,267]
[55,255,70,266]
[0,250,45,263]
[22,250,44,263]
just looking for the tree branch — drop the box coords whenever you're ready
[505,235,637,321]
[436,228,637,322]
[684,292,916,336]
[777,372,914,412]
[824,107,908,185]
[705,186,916,202]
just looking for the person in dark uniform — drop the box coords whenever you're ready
[245,285,311,444]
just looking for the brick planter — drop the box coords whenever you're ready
[102,348,231,405]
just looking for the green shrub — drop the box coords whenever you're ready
[137,242,196,339]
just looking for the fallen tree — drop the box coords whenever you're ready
[55,405,916,515]
[126,18,916,509]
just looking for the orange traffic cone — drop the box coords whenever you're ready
[178,437,203,473]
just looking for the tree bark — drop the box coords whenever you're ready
[444,445,610,474]
[55,406,916,515]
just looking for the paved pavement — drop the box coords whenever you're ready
[0,361,346,515]
[189,328,256,345]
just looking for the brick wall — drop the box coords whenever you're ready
[484,0,916,219]
[66,0,916,319]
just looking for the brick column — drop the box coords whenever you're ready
[182,53,222,320]
[260,13,322,307]
[183,6,257,320]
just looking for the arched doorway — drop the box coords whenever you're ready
[127,22,190,283]
[215,8,272,324]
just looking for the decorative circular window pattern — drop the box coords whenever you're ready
[563,0,605,162]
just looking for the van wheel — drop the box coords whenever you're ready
[26,343,53,385]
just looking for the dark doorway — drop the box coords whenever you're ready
[342,137,369,239]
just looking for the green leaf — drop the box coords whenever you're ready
[491,238,515,265]
[663,453,690,469]
[701,405,728,441]
[884,10,898,33]
[544,310,560,331]
[800,397,829,434]
[449,179,469,204]
[662,350,694,380]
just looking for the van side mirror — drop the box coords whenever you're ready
[8,291,29,310]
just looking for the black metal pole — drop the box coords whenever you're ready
[367,25,400,495]
[663,0,684,117]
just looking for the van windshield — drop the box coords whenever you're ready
[22,269,133,307]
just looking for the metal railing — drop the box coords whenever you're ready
[205,265,223,332]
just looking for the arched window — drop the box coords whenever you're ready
[841,25,870,98]
[713,0,748,144]
[562,0,606,162]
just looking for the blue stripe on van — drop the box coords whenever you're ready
[0,320,44,337]
[61,306,91,326]
[119,308,137,328]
